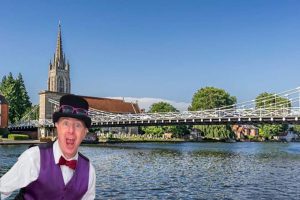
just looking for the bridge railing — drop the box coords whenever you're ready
[8,120,39,129]
[8,107,300,129]
[90,107,300,123]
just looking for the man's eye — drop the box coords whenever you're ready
[75,123,83,128]
[63,121,69,126]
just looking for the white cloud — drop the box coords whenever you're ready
[106,97,190,112]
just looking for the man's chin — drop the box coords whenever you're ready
[64,146,77,157]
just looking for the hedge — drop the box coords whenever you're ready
[8,134,29,140]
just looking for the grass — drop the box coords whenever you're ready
[8,134,29,140]
[98,135,185,143]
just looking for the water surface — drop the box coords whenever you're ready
[1,142,300,199]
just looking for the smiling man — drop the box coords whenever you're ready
[0,94,96,200]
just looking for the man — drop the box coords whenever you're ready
[0,94,96,199]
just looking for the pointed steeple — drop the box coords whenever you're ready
[55,21,63,65]
[48,22,71,93]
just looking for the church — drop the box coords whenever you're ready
[38,23,140,138]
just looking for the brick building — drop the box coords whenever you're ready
[0,95,9,128]
[232,124,258,139]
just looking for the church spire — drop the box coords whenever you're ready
[55,21,63,64]
[48,22,71,94]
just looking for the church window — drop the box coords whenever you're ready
[58,77,64,93]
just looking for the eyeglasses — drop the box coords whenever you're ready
[59,105,88,116]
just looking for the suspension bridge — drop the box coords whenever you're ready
[8,86,300,131]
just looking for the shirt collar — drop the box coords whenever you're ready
[53,140,78,164]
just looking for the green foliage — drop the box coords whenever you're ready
[195,125,234,139]
[166,125,190,138]
[142,102,189,137]
[143,126,164,137]
[292,125,300,133]
[108,133,113,140]
[22,105,39,120]
[255,92,291,110]
[258,124,288,138]
[255,92,290,137]
[149,102,178,112]
[189,87,237,139]
[248,135,255,140]
[189,86,236,111]
[8,134,29,140]
[0,73,32,123]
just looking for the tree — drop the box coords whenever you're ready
[189,87,236,111]
[259,124,287,139]
[196,125,235,139]
[189,87,237,139]
[149,102,178,112]
[292,125,300,134]
[22,105,39,120]
[142,102,189,137]
[0,73,17,123]
[255,92,290,110]
[255,92,290,138]
[0,73,32,123]
[14,73,32,121]
[142,126,164,136]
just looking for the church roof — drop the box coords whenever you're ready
[81,95,140,114]
[0,95,8,104]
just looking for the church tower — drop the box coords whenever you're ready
[48,22,71,93]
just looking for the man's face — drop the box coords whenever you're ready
[55,117,88,159]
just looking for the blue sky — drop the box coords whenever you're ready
[0,0,300,111]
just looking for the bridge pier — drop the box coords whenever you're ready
[39,90,65,120]
[38,91,66,139]
[38,126,56,139]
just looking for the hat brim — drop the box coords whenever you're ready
[53,112,91,128]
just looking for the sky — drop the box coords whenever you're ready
[0,0,300,111]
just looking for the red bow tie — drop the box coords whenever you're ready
[58,156,77,170]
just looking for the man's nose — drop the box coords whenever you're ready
[68,123,75,132]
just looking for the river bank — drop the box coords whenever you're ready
[1,136,299,145]
[0,138,44,145]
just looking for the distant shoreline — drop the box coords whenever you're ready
[0,139,45,145]
[1,139,299,145]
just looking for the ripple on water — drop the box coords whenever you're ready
[1,142,300,200]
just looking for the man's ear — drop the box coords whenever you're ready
[55,122,58,128]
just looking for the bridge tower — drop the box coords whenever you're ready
[48,22,71,94]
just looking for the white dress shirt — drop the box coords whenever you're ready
[0,141,96,199]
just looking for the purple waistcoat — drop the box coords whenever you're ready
[22,143,90,200]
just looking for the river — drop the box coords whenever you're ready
[1,142,300,200]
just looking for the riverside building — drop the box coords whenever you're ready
[0,95,8,128]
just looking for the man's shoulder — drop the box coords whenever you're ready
[38,142,54,149]
[18,144,40,161]
[26,142,53,150]
[78,152,90,162]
